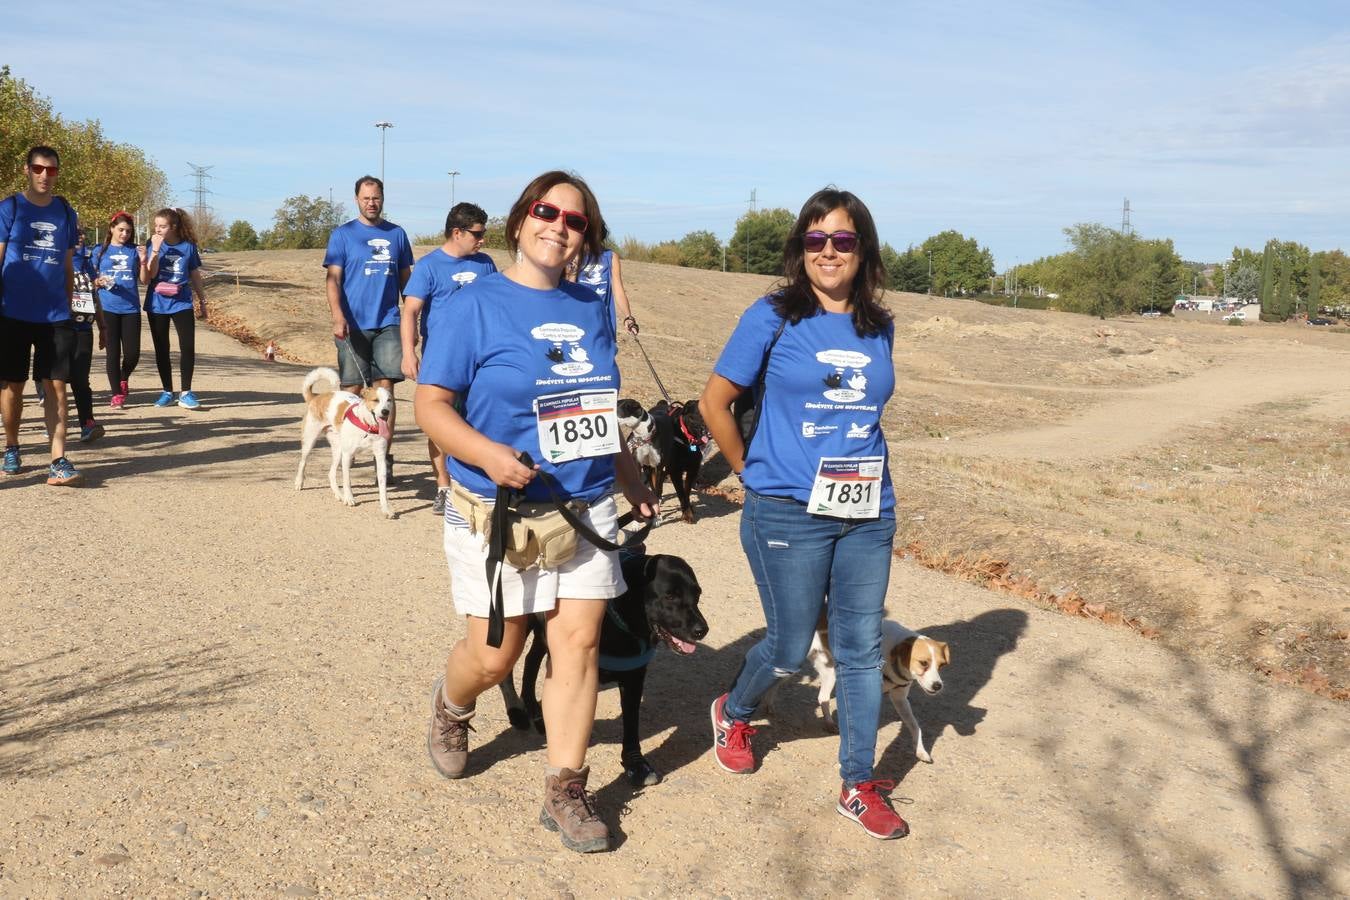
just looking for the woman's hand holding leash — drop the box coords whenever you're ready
[483,444,537,490]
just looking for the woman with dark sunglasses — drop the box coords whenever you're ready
[414,170,657,854]
[699,187,908,840]
[92,211,143,407]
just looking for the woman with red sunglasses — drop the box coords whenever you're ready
[699,187,910,840]
[414,170,657,854]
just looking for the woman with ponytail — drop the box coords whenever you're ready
[93,211,144,406]
[142,207,208,409]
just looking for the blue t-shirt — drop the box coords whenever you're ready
[575,250,618,328]
[406,249,496,341]
[714,295,896,516]
[417,272,622,503]
[0,193,79,323]
[323,219,413,330]
[145,240,201,314]
[92,243,142,314]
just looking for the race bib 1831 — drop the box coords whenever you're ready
[534,388,620,463]
[807,456,884,519]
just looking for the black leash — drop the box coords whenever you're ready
[629,333,674,406]
[485,452,654,648]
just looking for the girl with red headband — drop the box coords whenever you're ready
[93,211,144,406]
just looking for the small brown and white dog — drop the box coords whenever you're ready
[769,616,951,763]
[294,367,394,518]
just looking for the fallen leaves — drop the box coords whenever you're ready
[896,540,1163,641]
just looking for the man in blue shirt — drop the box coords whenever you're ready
[324,175,413,465]
[0,145,82,485]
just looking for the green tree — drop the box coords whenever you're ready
[1276,257,1294,319]
[920,230,995,295]
[649,240,682,267]
[265,195,346,250]
[726,208,793,275]
[1314,250,1350,308]
[1306,254,1321,314]
[1227,265,1260,301]
[222,220,260,251]
[677,230,722,269]
[1,66,167,236]
[882,244,929,293]
[1259,243,1275,314]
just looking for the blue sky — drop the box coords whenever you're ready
[8,1,1348,267]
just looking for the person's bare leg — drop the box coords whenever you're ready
[442,615,529,708]
[1,382,23,446]
[541,597,606,769]
[430,439,450,488]
[43,379,67,460]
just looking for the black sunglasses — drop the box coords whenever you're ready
[529,201,589,233]
[802,230,859,253]
[460,228,486,240]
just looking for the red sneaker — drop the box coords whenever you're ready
[710,694,757,774]
[837,780,909,839]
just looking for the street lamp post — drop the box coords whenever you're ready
[926,250,933,296]
[448,170,460,207]
[374,121,393,184]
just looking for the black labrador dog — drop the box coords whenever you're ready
[650,399,710,524]
[499,552,708,786]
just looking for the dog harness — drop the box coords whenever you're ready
[625,412,655,453]
[343,404,380,435]
[597,599,655,671]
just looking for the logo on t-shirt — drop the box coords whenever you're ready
[579,264,604,286]
[109,251,132,272]
[531,322,594,376]
[451,271,478,286]
[801,421,838,438]
[368,238,391,262]
[30,221,57,249]
[847,422,872,439]
[816,349,872,403]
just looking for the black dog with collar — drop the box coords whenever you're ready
[500,551,707,786]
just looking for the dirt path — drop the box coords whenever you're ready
[913,344,1350,461]
[2,324,1347,897]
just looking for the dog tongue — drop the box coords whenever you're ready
[669,635,695,655]
[378,420,391,441]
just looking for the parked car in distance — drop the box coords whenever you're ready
[1307,317,1333,326]
[1223,311,1246,321]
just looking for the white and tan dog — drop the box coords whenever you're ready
[783,617,950,763]
[294,367,394,518]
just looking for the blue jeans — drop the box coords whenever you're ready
[725,489,896,785]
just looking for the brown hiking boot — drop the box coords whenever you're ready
[540,766,610,853]
[427,675,474,779]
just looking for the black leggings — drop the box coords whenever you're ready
[71,328,94,425]
[147,310,195,393]
[103,312,142,391]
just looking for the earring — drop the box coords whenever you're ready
[516,248,523,263]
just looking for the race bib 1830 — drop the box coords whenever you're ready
[807,456,884,519]
[534,388,620,463]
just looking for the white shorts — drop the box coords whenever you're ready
[443,494,627,618]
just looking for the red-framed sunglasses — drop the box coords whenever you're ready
[802,230,859,253]
[528,201,589,233]
[28,163,59,176]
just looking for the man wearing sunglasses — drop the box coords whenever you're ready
[0,145,83,485]
[400,201,497,514]
[324,175,414,468]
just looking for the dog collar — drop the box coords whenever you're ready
[674,407,709,450]
[343,405,380,435]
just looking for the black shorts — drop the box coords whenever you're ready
[0,316,75,384]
